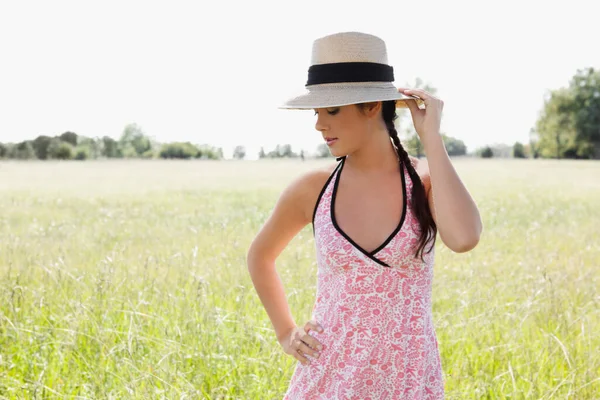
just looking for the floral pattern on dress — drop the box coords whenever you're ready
[284,158,444,400]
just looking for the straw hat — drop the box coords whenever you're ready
[279,31,424,110]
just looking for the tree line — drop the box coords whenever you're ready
[0,124,223,161]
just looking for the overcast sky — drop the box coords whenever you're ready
[1,0,598,159]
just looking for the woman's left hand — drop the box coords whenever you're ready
[398,88,444,141]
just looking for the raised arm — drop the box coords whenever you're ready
[402,88,483,253]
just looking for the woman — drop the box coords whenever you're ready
[247,32,482,399]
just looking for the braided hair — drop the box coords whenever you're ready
[357,100,437,261]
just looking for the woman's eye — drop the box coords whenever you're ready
[314,108,340,116]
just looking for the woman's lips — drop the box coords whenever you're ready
[325,138,338,146]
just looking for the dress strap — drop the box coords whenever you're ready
[311,157,345,234]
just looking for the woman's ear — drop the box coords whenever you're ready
[363,101,381,118]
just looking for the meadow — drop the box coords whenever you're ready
[0,158,599,399]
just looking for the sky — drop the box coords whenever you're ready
[0,0,598,159]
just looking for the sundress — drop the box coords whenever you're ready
[283,156,445,399]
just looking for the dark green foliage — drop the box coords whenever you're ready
[480,146,494,158]
[513,142,526,158]
[534,67,600,159]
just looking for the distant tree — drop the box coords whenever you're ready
[233,145,246,160]
[47,139,61,159]
[0,143,7,158]
[266,144,298,158]
[480,146,494,158]
[159,142,198,159]
[53,142,74,160]
[513,142,526,158]
[535,88,574,158]
[196,144,222,160]
[281,144,297,158]
[315,143,332,158]
[258,147,266,159]
[266,145,280,158]
[442,134,467,156]
[13,141,36,160]
[5,144,15,158]
[119,123,151,156]
[529,128,540,159]
[32,135,53,160]
[59,131,78,147]
[141,149,156,159]
[77,136,102,159]
[120,144,138,158]
[90,138,103,159]
[405,134,424,158]
[102,136,120,158]
[405,133,466,157]
[74,147,89,160]
[534,67,600,159]
[565,67,600,158]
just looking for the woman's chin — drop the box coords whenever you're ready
[330,148,347,159]
[328,146,344,158]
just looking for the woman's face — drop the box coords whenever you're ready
[314,103,377,158]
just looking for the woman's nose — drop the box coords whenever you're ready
[314,114,328,132]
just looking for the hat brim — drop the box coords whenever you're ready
[279,82,425,110]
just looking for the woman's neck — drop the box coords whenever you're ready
[344,128,400,175]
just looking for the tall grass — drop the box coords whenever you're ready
[0,158,599,399]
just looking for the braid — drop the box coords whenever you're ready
[380,101,437,261]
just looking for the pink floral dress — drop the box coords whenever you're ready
[283,156,445,399]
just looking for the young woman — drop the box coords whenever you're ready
[247,32,482,399]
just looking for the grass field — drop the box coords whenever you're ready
[1,158,599,399]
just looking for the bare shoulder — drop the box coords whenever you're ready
[285,161,339,223]
[247,161,338,263]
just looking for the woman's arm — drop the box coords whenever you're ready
[246,168,330,341]
[401,87,483,253]
[417,137,482,253]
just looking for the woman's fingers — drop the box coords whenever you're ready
[292,338,319,365]
[404,98,421,114]
[398,87,421,100]
[402,88,434,100]
[300,339,321,358]
[303,320,324,350]
[292,339,310,364]
[304,320,323,334]
[401,88,440,109]
[398,88,426,111]
[302,332,324,352]
[296,339,320,363]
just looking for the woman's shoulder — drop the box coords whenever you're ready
[287,161,339,200]
[281,161,339,223]
[302,161,339,185]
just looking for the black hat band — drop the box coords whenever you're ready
[306,62,394,86]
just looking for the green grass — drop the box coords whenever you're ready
[0,158,599,399]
